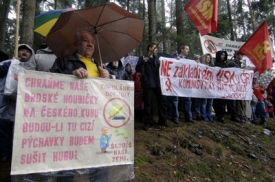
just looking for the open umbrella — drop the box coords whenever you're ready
[34,8,74,37]
[254,72,273,88]
[45,3,145,64]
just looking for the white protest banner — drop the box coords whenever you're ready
[199,34,256,69]
[159,57,253,100]
[11,70,134,175]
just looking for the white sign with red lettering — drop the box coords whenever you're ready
[159,57,253,100]
[199,34,256,69]
[11,70,134,175]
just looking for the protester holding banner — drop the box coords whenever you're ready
[50,31,110,79]
[194,53,215,122]
[0,44,35,167]
[228,51,249,123]
[213,50,241,123]
[47,30,133,181]
[174,45,195,123]
[136,43,168,130]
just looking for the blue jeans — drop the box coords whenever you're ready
[195,98,213,121]
[195,98,206,119]
[184,97,193,120]
[167,96,179,121]
[252,100,266,124]
[205,99,213,121]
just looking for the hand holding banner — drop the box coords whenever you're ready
[11,70,134,175]
[159,57,253,100]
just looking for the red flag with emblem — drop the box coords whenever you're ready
[184,0,218,36]
[239,21,272,74]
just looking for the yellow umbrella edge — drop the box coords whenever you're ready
[34,18,58,37]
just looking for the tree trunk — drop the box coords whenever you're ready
[54,0,57,9]
[85,0,94,7]
[126,0,129,11]
[160,0,167,53]
[240,0,246,38]
[247,0,256,31]
[175,0,184,52]
[142,0,146,53]
[147,0,157,43]
[20,0,36,47]
[85,0,107,7]
[0,0,11,51]
[226,0,235,40]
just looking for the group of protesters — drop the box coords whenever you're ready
[132,43,271,131]
[0,30,272,181]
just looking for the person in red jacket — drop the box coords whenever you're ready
[131,71,144,122]
[252,76,267,125]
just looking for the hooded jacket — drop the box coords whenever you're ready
[0,44,35,122]
[106,60,129,80]
[215,50,228,68]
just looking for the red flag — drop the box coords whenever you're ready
[240,21,272,74]
[184,0,218,36]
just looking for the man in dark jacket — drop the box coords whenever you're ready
[50,30,111,181]
[49,30,134,182]
[213,50,241,123]
[135,43,168,130]
[50,31,109,79]
[228,51,248,123]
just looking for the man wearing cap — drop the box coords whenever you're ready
[0,44,35,167]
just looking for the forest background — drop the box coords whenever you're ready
[0,0,275,65]
[1,1,275,181]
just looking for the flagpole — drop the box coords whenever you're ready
[149,8,185,56]
[15,0,20,57]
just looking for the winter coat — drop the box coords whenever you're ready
[0,44,35,122]
[215,50,228,68]
[131,72,144,110]
[49,53,101,75]
[135,53,160,88]
[125,69,132,79]
[106,60,129,80]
